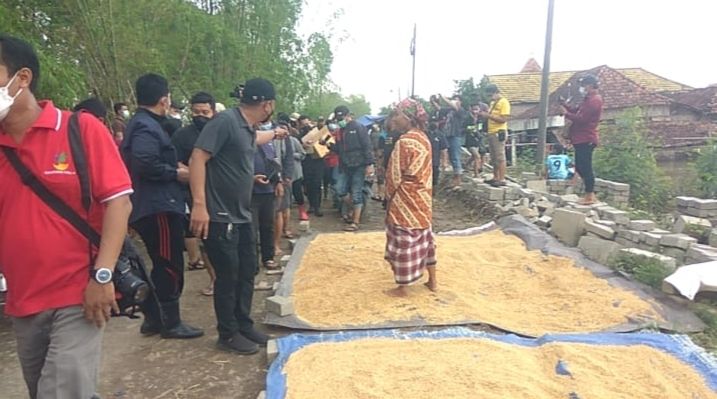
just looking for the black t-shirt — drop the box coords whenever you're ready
[194,108,256,224]
[171,124,200,165]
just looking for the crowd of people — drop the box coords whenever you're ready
[0,32,603,398]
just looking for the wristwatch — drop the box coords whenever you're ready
[90,268,113,284]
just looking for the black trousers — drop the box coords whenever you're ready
[203,222,256,340]
[323,166,335,193]
[433,165,440,191]
[251,193,275,263]
[574,142,596,193]
[131,213,185,303]
[303,158,325,210]
[292,178,305,206]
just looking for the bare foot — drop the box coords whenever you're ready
[385,286,408,297]
[424,280,437,292]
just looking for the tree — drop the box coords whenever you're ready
[453,77,481,106]
[593,107,672,212]
[695,139,717,198]
[0,0,342,114]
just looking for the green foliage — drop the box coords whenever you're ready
[510,145,539,177]
[1,0,341,113]
[593,107,672,213]
[611,253,670,290]
[695,139,717,198]
[453,77,481,106]
[302,92,371,120]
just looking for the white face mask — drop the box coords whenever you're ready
[259,122,273,131]
[579,86,587,96]
[121,110,130,119]
[0,73,23,122]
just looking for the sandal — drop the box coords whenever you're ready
[188,259,205,270]
[282,231,295,239]
[341,214,352,224]
[371,195,383,202]
[264,260,280,270]
[344,223,359,232]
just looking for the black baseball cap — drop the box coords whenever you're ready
[241,78,276,104]
[484,83,499,94]
[170,100,185,110]
[578,74,599,87]
[334,105,349,119]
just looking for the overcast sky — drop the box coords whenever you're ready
[299,0,717,113]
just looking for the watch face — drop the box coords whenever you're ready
[96,269,112,284]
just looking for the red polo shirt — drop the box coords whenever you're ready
[0,101,133,317]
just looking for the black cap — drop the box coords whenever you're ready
[578,74,599,87]
[334,105,349,118]
[170,100,185,110]
[241,78,276,104]
[484,83,499,94]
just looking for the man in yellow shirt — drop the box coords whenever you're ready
[479,84,510,187]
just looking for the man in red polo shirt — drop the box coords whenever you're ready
[0,35,133,399]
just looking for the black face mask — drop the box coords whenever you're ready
[192,115,210,131]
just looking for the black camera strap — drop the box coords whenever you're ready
[1,113,101,248]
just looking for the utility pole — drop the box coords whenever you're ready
[536,0,555,173]
[410,23,417,98]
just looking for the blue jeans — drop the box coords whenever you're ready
[336,166,365,208]
[447,135,464,176]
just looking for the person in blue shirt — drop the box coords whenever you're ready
[546,144,574,180]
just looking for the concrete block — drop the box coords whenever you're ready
[615,237,634,247]
[487,187,505,201]
[521,172,539,181]
[266,268,285,276]
[578,236,622,265]
[684,207,717,218]
[288,239,298,250]
[272,282,280,292]
[584,220,616,240]
[266,296,294,316]
[641,232,664,247]
[651,228,671,235]
[595,220,617,228]
[660,247,686,265]
[617,229,642,243]
[692,198,717,210]
[619,248,677,274]
[676,196,695,208]
[526,180,547,193]
[546,193,562,203]
[257,391,267,399]
[570,204,593,214]
[280,254,291,267]
[550,209,586,246]
[609,182,630,192]
[267,340,279,365]
[602,208,630,226]
[673,215,712,238]
[254,281,273,291]
[517,205,539,219]
[559,194,581,205]
[660,234,698,250]
[710,229,717,247]
[298,220,310,232]
[686,244,717,264]
[629,220,656,232]
[536,215,552,228]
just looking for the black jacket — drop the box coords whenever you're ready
[121,109,184,223]
[338,120,374,169]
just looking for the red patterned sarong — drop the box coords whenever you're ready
[384,224,437,285]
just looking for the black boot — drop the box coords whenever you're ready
[139,298,162,336]
[159,300,204,339]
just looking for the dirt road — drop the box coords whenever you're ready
[0,192,483,399]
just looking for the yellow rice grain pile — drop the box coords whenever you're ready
[283,338,716,399]
[292,231,663,335]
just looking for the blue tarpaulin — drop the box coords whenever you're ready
[356,114,386,127]
[266,327,717,399]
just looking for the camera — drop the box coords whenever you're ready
[229,84,245,99]
[113,256,150,315]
